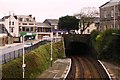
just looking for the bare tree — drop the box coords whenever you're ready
[74,7,99,34]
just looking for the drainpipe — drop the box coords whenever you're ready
[114,5,116,29]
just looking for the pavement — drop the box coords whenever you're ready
[25,39,41,45]
[37,58,71,80]
[101,61,120,80]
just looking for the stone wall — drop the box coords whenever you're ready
[0,36,14,46]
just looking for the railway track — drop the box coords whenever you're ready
[66,56,110,80]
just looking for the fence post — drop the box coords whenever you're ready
[9,52,11,61]
[4,54,6,63]
[14,51,15,59]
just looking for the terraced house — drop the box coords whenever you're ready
[99,0,120,31]
[0,14,37,41]
[44,19,67,41]
[36,22,51,39]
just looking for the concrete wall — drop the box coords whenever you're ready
[0,43,23,64]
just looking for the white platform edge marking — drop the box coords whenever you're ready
[98,60,112,80]
[63,59,71,80]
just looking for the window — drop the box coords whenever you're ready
[22,27,25,31]
[111,10,114,17]
[87,29,90,33]
[29,23,34,25]
[9,21,11,25]
[53,33,56,35]
[111,24,114,29]
[31,27,33,31]
[19,18,22,21]
[106,25,108,29]
[46,28,51,32]
[10,28,13,32]
[26,27,29,31]
[104,11,107,18]
[24,18,27,22]
[23,23,27,25]
[11,28,13,32]
[58,32,61,36]
[19,26,21,31]
[118,24,120,29]
[26,18,29,22]
[118,8,120,16]
[2,26,5,33]
[12,22,14,25]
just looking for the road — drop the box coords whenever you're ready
[67,56,110,80]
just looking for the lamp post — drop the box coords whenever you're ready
[50,28,53,67]
[22,35,26,78]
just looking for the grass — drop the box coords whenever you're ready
[2,41,65,79]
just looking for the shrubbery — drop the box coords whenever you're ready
[91,29,120,64]
[2,42,65,79]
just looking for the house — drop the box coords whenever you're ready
[36,22,51,39]
[82,23,99,34]
[17,15,37,40]
[0,19,13,46]
[99,0,120,31]
[43,19,59,30]
[43,19,68,42]
[43,19,64,41]
[0,14,37,41]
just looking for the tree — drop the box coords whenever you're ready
[74,7,99,34]
[58,15,79,33]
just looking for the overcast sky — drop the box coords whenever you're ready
[0,0,109,22]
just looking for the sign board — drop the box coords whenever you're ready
[26,33,32,36]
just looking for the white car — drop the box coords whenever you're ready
[42,36,51,41]
[24,42,32,48]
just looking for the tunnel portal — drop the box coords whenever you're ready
[69,42,90,56]
[64,34,91,57]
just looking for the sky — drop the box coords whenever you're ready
[0,0,109,22]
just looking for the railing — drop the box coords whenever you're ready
[1,41,49,64]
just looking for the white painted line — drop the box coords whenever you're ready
[63,58,71,80]
[53,74,61,79]
[98,60,112,80]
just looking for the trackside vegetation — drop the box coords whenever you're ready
[90,29,120,64]
[2,42,65,79]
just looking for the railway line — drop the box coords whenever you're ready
[66,56,110,80]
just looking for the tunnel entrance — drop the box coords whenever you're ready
[64,34,91,57]
[66,42,91,57]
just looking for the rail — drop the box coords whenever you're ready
[66,56,110,79]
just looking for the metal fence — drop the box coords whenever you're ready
[1,40,49,64]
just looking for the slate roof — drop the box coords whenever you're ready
[36,22,51,28]
[43,19,59,26]
[100,0,120,8]
[0,15,18,21]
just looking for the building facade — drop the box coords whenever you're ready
[99,0,120,31]
[82,23,98,34]
[0,14,37,40]
[44,19,62,39]
[36,22,51,39]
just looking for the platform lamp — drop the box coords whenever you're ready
[22,35,26,78]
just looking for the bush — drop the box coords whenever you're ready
[91,29,120,64]
[2,42,65,79]
[90,30,100,58]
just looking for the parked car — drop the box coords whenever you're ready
[24,42,32,48]
[42,36,51,41]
